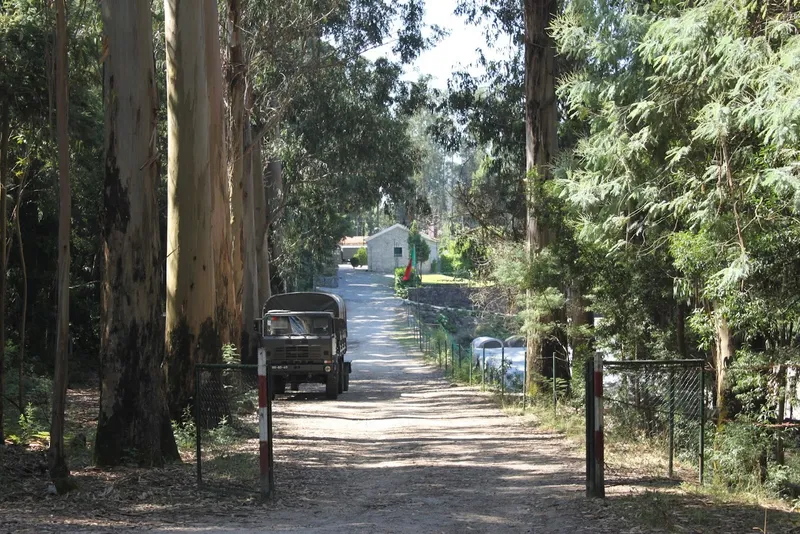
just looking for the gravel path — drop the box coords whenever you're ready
[182,266,616,533]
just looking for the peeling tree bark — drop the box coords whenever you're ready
[252,137,271,309]
[713,307,733,426]
[266,160,284,294]
[523,0,558,395]
[205,0,237,347]
[15,198,27,413]
[165,0,220,418]
[95,0,180,466]
[50,0,71,489]
[241,119,259,363]
[227,0,246,354]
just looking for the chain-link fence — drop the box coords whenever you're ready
[194,363,274,496]
[600,360,706,485]
[405,301,526,401]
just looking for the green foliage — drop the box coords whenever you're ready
[221,344,240,365]
[710,419,773,492]
[438,243,476,276]
[407,220,431,264]
[394,266,421,298]
[353,247,368,266]
[172,407,196,451]
[6,403,50,445]
[437,253,451,274]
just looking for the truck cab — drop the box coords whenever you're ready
[259,292,350,399]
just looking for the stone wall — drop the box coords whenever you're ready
[407,286,512,314]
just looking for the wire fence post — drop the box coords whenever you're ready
[523,348,528,409]
[195,365,202,488]
[468,346,473,384]
[501,346,505,402]
[553,352,557,415]
[668,368,675,478]
[585,358,594,497]
[442,336,449,376]
[257,347,271,499]
[593,353,605,497]
[699,366,705,485]
[481,347,486,391]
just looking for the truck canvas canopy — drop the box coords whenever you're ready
[264,292,346,322]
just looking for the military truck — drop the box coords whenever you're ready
[258,292,350,399]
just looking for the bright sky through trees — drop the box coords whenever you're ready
[363,0,514,89]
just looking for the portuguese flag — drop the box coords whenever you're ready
[402,245,416,281]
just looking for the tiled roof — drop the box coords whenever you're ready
[365,223,437,243]
[340,236,367,247]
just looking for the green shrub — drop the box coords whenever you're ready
[350,256,360,267]
[407,221,431,264]
[394,266,421,298]
[353,247,368,266]
[172,407,197,451]
[710,419,772,491]
[439,251,454,274]
[430,258,439,273]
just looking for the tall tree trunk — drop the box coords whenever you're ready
[95,0,180,466]
[252,136,271,311]
[50,0,71,489]
[241,119,258,363]
[15,201,27,412]
[0,99,8,445]
[164,0,220,418]
[523,0,557,395]
[205,0,237,347]
[775,362,786,465]
[713,306,733,426]
[227,0,246,351]
[266,159,284,295]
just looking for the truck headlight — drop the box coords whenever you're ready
[324,365,331,373]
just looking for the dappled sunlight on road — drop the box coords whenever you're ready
[256,267,591,533]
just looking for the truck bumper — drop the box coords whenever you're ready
[269,362,337,377]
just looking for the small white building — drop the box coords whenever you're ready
[366,223,439,273]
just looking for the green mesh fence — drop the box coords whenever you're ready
[602,360,706,485]
[194,363,273,496]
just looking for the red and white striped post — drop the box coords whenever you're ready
[593,353,605,497]
[257,347,271,498]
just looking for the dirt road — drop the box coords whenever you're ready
[214,267,615,533]
[0,267,622,534]
[5,267,797,533]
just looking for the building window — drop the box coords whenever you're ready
[394,247,403,257]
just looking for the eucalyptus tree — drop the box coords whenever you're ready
[50,0,71,489]
[95,0,179,467]
[206,0,237,347]
[164,0,219,417]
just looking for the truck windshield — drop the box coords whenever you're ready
[267,315,330,335]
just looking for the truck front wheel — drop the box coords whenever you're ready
[325,371,339,400]
[274,379,286,395]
